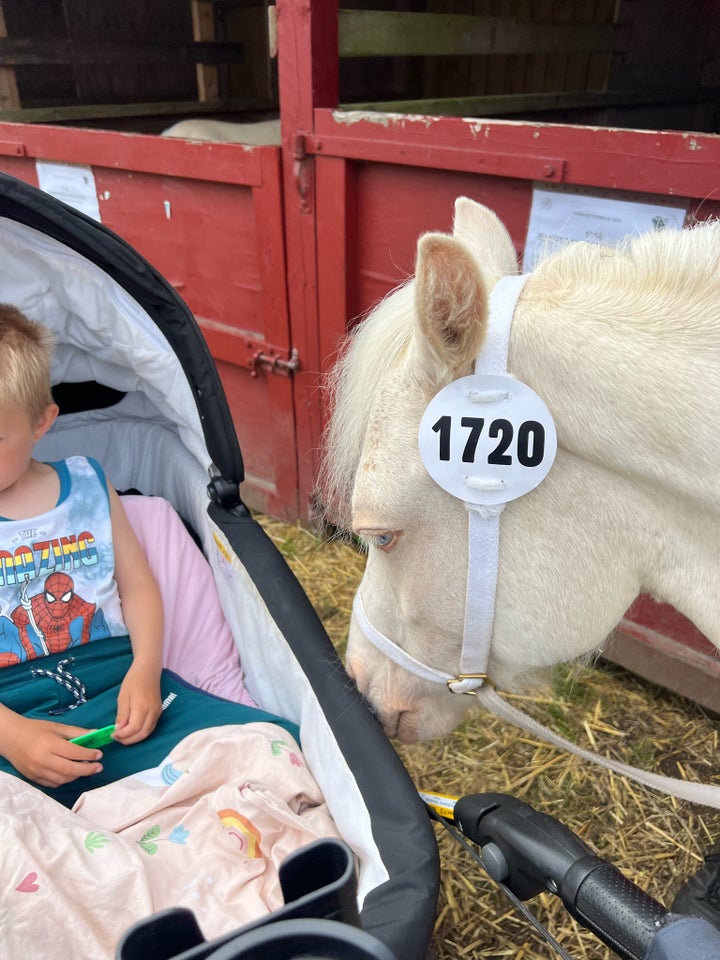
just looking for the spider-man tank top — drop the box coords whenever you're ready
[0,456,126,667]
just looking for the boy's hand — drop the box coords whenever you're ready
[2,715,103,788]
[113,662,162,745]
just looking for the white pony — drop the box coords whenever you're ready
[320,197,720,743]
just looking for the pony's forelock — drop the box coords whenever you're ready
[317,281,417,530]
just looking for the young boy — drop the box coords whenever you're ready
[0,304,164,789]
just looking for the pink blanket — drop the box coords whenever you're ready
[122,496,255,706]
[2,723,340,958]
[1,499,344,957]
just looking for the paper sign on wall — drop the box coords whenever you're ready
[35,161,102,222]
[523,186,687,272]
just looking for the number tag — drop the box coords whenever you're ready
[418,374,557,505]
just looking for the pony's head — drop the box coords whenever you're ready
[321,199,534,740]
[320,197,707,741]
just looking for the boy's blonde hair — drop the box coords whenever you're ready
[0,304,54,423]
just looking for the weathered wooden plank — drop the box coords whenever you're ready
[0,120,267,184]
[225,3,274,103]
[0,38,244,66]
[192,1,220,102]
[0,1,19,110]
[342,86,713,118]
[338,10,620,58]
[0,98,268,124]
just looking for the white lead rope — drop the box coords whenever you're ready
[477,685,720,809]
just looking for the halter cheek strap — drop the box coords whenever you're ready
[353,591,459,686]
[355,274,530,695]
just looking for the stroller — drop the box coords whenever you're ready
[0,172,438,960]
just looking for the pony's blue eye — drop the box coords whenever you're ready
[373,532,395,549]
[355,529,400,552]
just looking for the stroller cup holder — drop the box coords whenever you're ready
[116,837,397,960]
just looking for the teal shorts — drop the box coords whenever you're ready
[0,635,299,808]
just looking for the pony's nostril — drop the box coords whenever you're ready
[363,694,382,722]
[394,710,420,744]
[381,711,401,740]
[350,678,379,718]
[346,670,383,722]
[345,658,368,695]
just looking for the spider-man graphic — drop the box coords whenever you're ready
[10,571,99,660]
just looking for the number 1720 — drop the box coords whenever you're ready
[432,415,545,467]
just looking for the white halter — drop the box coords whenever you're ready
[353,274,529,695]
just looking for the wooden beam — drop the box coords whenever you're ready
[310,107,720,201]
[338,10,620,59]
[0,98,271,124]
[0,1,19,111]
[0,38,244,66]
[342,86,718,118]
[192,1,220,103]
[604,627,720,716]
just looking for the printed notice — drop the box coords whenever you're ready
[35,161,102,222]
[523,186,687,272]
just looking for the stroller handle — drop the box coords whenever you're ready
[453,792,669,960]
[569,859,668,960]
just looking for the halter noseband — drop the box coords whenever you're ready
[354,274,530,695]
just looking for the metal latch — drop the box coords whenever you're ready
[194,317,300,379]
[249,346,300,378]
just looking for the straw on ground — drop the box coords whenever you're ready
[259,514,720,960]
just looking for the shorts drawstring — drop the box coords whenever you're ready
[30,656,88,714]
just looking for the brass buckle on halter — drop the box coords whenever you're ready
[446,673,494,695]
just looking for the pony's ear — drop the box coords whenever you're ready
[452,197,518,283]
[413,232,487,387]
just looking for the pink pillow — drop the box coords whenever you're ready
[122,495,256,707]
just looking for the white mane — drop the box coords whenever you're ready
[319,281,416,530]
[532,220,720,334]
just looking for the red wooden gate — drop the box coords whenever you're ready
[0,122,297,519]
[274,0,720,707]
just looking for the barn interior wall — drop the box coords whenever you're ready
[3,0,197,107]
[0,0,716,135]
[3,0,76,104]
[333,0,716,133]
